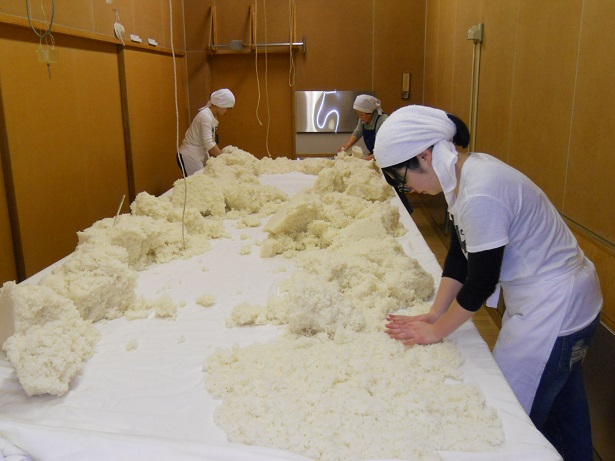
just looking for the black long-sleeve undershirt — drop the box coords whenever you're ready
[442,228,505,312]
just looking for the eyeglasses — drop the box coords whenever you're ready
[384,163,412,193]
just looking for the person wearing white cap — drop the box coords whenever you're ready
[177,88,236,175]
[338,94,387,157]
[378,105,602,461]
[338,94,416,213]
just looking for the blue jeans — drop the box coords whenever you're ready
[529,314,600,461]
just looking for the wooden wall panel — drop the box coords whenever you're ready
[0,0,185,51]
[133,0,165,47]
[373,0,426,111]
[571,224,615,332]
[0,25,129,278]
[211,54,294,158]
[295,0,373,91]
[507,0,582,210]
[565,0,615,242]
[92,0,137,40]
[474,0,519,162]
[50,0,93,30]
[423,0,441,106]
[431,0,457,110]
[121,49,190,196]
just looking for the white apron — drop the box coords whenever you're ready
[179,144,209,175]
[492,257,601,413]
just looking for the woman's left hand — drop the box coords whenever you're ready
[385,319,442,345]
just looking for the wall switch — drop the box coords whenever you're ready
[402,72,411,100]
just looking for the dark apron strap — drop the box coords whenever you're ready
[362,113,382,154]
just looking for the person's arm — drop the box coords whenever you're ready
[338,135,359,152]
[387,227,466,325]
[386,236,505,345]
[208,144,222,157]
[386,299,474,345]
[199,111,218,155]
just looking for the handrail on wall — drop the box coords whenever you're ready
[207,4,306,55]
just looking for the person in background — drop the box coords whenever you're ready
[338,94,387,158]
[338,94,414,214]
[377,105,602,461]
[176,88,235,176]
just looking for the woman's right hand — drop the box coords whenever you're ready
[337,145,347,153]
[386,310,440,325]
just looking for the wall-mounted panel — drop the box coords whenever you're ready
[121,48,189,196]
[0,24,129,278]
[565,0,615,243]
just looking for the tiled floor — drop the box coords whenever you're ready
[409,201,501,350]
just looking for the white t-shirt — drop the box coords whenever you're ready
[179,108,219,174]
[448,153,583,283]
[448,153,602,335]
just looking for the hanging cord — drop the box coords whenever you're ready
[254,0,263,126]
[263,0,272,157]
[26,0,55,40]
[288,0,295,87]
[27,0,56,79]
[169,0,187,251]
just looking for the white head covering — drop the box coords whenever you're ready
[374,105,460,206]
[204,88,235,109]
[353,94,383,114]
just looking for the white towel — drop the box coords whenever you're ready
[374,105,459,206]
[201,88,235,110]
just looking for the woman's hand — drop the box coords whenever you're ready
[386,302,476,346]
[387,310,440,325]
[385,312,443,345]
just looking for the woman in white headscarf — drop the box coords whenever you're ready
[338,94,387,157]
[177,88,235,176]
[377,105,602,461]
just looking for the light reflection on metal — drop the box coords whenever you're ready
[316,91,340,132]
[295,90,377,133]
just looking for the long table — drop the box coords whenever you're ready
[0,172,562,461]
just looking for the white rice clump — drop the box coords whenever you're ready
[205,330,503,461]
[1,282,100,397]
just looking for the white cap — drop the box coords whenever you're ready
[206,88,235,109]
[374,105,460,207]
[374,105,455,168]
[353,94,381,114]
